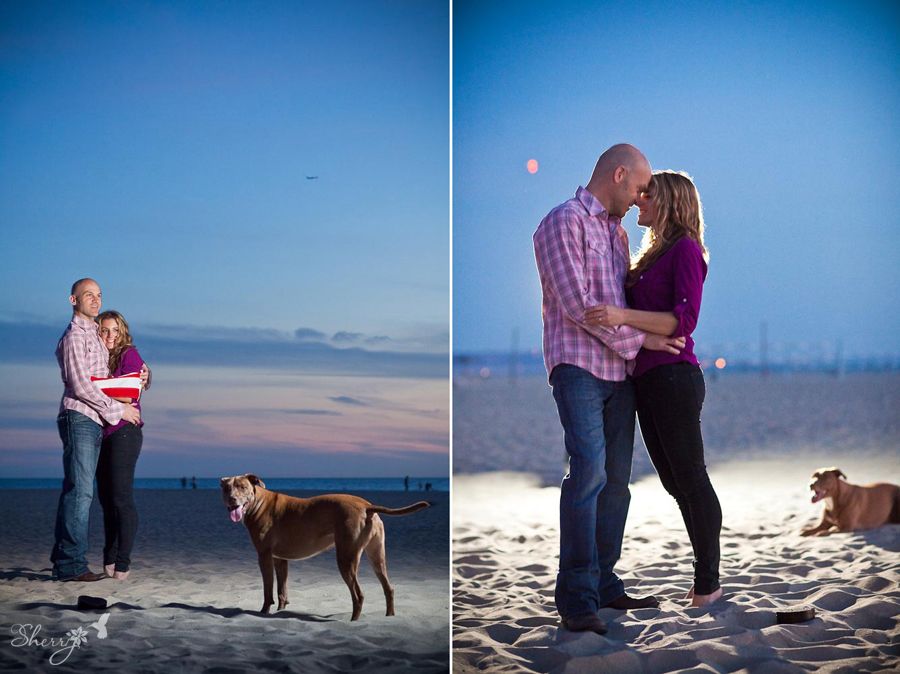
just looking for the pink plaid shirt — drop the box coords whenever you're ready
[56,314,126,426]
[533,186,645,382]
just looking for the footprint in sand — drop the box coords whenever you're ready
[455,554,499,567]
[810,589,857,611]
[484,623,528,645]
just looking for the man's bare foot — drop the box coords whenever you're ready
[690,587,723,607]
[104,564,114,577]
[113,570,130,580]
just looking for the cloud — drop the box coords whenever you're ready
[332,331,365,343]
[329,396,368,407]
[294,328,327,342]
[0,320,447,379]
[283,408,341,416]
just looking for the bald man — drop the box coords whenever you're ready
[533,144,684,633]
[50,278,142,581]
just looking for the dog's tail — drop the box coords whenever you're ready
[366,501,432,517]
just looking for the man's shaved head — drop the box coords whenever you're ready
[69,278,102,320]
[590,144,650,182]
[71,277,98,296]
[586,143,652,219]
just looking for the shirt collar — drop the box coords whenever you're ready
[72,314,98,332]
[576,186,621,228]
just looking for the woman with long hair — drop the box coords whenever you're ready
[96,310,146,580]
[586,170,723,606]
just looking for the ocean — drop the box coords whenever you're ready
[0,476,449,492]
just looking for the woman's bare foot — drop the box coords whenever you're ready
[104,564,115,577]
[113,569,130,580]
[690,587,723,607]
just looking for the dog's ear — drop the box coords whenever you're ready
[835,469,846,480]
[245,473,266,488]
[220,477,229,487]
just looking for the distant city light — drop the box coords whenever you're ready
[479,367,491,379]
[715,358,727,369]
[526,158,539,174]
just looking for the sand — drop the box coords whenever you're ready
[0,489,449,672]
[453,372,900,673]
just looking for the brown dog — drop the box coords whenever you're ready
[800,467,900,536]
[220,474,430,620]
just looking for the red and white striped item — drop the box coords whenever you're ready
[91,372,143,400]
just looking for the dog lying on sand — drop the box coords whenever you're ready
[220,474,430,620]
[800,467,900,536]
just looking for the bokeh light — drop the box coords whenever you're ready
[526,158,538,174]
[715,358,727,369]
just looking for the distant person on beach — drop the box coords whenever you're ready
[405,475,410,491]
[96,310,148,581]
[50,278,144,582]
[585,170,723,606]
[181,476,187,489]
[533,145,686,634]
[192,476,197,489]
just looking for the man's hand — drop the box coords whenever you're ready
[122,404,141,425]
[140,364,151,390]
[584,304,626,327]
[644,333,686,355]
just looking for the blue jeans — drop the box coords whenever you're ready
[550,364,636,618]
[50,410,103,578]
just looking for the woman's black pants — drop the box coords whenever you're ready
[96,425,142,572]
[634,363,721,594]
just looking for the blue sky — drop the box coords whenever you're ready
[453,0,900,360]
[0,1,449,477]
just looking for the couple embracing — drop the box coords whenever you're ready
[533,144,722,634]
[50,278,149,582]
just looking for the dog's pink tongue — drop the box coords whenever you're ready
[229,504,244,523]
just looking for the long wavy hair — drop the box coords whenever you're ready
[627,170,708,287]
[97,310,134,374]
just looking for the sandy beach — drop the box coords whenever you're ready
[0,488,449,672]
[453,372,900,673]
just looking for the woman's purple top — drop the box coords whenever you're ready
[103,345,145,437]
[626,237,707,378]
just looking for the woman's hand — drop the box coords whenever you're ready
[584,304,627,327]
[644,334,686,354]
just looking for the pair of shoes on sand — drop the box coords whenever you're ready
[104,564,130,580]
[59,570,107,582]
[561,593,661,634]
